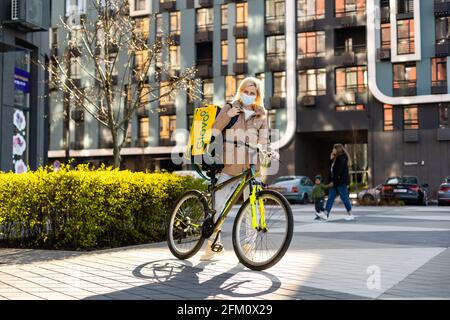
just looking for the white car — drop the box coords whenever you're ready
[357,184,382,205]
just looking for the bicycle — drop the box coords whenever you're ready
[167,141,294,271]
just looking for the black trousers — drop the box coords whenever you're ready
[314,198,325,213]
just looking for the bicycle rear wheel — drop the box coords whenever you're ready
[232,190,293,271]
[167,190,208,260]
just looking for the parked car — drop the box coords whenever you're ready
[268,176,314,204]
[380,176,429,205]
[438,176,450,206]
[357,184,382,205]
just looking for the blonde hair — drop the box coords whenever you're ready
[231,77,265,111]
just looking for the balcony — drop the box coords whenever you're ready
[137,138,149,148]
[377,48,391,61]
[266,97,286,110]
[336,90,368,105]
[160,139,176,147]
[71,109,84,122]
[393,82,417,96]
[3,0,51,32]
[436,41,450,56]
[199,0,214,7]
[335,10,366,27]
[233,62,248,74]
[265,18,285,36]
[234,25,248,38]
[297,56,318,69]
[435,0,450,16]
[159,0,176,11]
[431,81,448,94]
[195,27,213,43]
[437,127,450,141]
[265,54,286,72]
[404,130,419,143]
[298,95,316,107]
[335,45,366,66]
[136,106,149,118]
[197,60,213,78]
[221,29,228,40]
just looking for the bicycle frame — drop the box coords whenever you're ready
[206,164,266,236]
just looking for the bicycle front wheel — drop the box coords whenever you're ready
[167,190,208,260]
[232,190,293,271]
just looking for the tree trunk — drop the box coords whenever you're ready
[111,128,121,169]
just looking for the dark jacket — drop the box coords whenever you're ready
[328,154,350,186]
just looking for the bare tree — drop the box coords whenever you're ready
[43,0,200,168]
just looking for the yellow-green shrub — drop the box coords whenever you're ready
[0,164,206,250]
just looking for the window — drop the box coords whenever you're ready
[65,0,86,16]
[393,63,416,89]
[70,58,81,79]
[160,115,177,146]
[197,8,214,32]
[169,45,180,70]
[436,17,450,44]
[383,104,394,131]
[432,57,447,88]
[335,66,367,94]
[134,17,150,39]
[266,0,285,22]
[297,0,325,21]
[273,72,286,98]
[135,50,150,76]
[266,35,286,59]
[335,0,366,18]
[298,31,325,59]
[160,81,174,105]
[170,12,180,36]
[397,0,414,14]
[403,105,419,130]
[336,104,365,111]
[221,40,228,66]
[156,13,163,37]
[226,75,236,101]
[135,0,147,11]
[221,4,228,29]
[203,79,214,103]
[236,38,248,63]
[381,23,391,49]
[139,117,149,143]
[397,19,415,55]
[51,28,59,48]
[439,104,449,128]
[140,85,150,105]
[236,3,248,27]
[298,68,326,96]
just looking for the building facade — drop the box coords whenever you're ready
[0,0,50,173]
[48,0,450,199]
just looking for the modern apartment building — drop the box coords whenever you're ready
[48,0,450,198]
[0,0,50,173]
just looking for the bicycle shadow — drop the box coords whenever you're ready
[84,259,281,300]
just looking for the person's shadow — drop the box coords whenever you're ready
[84,259,281,300]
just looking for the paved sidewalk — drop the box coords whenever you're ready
[1,205,449,300]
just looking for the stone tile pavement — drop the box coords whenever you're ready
[0,205,449,300]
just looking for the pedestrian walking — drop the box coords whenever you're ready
[316,144,355,221]
[312,175,329,220]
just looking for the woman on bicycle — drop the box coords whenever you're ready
[200,76,271,261]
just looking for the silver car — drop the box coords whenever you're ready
[357,184,382,205]
[438,176,450,206]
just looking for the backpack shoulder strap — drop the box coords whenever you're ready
[223,102,239,130]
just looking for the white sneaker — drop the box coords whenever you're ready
[315,212,328,221]
[345,215,355,221]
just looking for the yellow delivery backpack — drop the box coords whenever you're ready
[185,104,238,179]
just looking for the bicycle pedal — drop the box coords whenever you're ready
[211,243,224,253]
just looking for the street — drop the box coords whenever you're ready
[0,204,449,300]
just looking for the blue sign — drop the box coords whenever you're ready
[14,68,30,93]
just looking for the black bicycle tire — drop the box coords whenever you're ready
[167,190,209,260]
[232,190,294,271]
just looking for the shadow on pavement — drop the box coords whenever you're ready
[84,259,281,300]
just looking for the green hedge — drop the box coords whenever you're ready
[0,164,206,250]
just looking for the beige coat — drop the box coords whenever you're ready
[212,103,270,177]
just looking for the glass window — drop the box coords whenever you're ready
[226,75,236,101]
[298,31,326,59]
[397,0,414,14]
[298,68,326,96]
[266,0,285,22]
[297,0,325,21]
[221,4,228,29]
[139,117,149,142]
[203,79,214,103]
[236,38,248,63]
[381,23,391,49]
[393,63,416,89]
[266,35,286,58]
[336,104,365,111]
[160,115,177,146]
[169,45,180,70]
[335,0,366,18]
[135,0,147,11]
[170,12,180,35]
[134,17,150,39]
[335,66,367,94]
[439,104,449,129]
[432,57,447,87]
[397,19,415,55]
[197,8,214,32]
[156,13,163,37]
[403,105,419,130]
[383,104,394,131]
[436,17,450,43]
[221,40,228,66]
[160,81,174,105]
[236,3,248,27]
[273,71,286,97]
